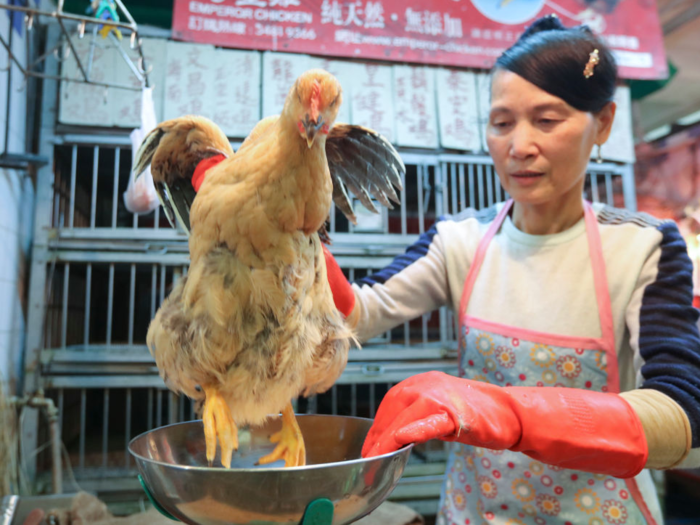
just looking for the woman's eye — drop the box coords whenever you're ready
[492,121,511,128]
[538,118,559,125]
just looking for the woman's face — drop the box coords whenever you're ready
[486,69,614,207]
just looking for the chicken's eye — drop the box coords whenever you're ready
[330,94,339,107]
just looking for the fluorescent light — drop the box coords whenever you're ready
[643,125,672,143]
[677,109,700,126]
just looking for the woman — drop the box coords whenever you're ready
[324,15,700,525]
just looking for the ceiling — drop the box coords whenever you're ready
[637,0,700,136]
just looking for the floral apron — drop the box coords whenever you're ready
[437,200,659,525]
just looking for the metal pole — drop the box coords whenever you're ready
[621,164,637,212]
[21,23,61,483]
[3,14,12,156]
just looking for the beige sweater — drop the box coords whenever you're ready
[348,202,698,471]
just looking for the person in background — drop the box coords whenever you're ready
[323,14,700,525]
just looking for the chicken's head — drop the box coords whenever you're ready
[286,69,343,148]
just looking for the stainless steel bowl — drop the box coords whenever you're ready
[129,415,413,525]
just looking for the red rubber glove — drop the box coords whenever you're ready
[362,371,648,479]
[322,244,355,318]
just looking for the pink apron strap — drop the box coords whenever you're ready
[458,200,513,320]
[583,201,619,392]
[458,200,618,391]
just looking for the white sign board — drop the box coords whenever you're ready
[261,52,310,118]
[209,49,261,138]
[162,41,218,122]
[59,38,115,126]
[436,69,481,152]
[351,63,395,144]
[598,85,635,164]
[475,72,492,153]
[393,65,438,149]
[112,37,168,128]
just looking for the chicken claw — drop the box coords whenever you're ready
[258,402,306,467]
[202,386,238,468]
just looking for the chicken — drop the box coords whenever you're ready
[133,69,404,468]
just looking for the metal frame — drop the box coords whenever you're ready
[0,0,150,92]
[0,0,150,170]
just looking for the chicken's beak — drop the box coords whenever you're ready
[306,128,317,148]
[303,115,324,148]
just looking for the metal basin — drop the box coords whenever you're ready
[129,415,413,525]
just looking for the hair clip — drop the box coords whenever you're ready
[584,49,600,79]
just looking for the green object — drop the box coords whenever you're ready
[68,0,174,28]
[300,498,334,525]
[629,60,679,100]
[138,475,180,522]
[94,0,120,22]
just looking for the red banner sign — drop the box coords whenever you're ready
[172,0,667,80]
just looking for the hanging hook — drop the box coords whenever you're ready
[78,21,86,39]
[130,31,137,49]
[137,57,153,76]
[17,75,28,92]
[25,14,34,31]
[52,44,72,62]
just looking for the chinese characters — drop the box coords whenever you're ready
[405,8,463,38]
[321,0,385,29]
[234,0,300,7]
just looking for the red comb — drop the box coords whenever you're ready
[310,80,321,122]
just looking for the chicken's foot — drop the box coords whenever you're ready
[258,402,306,467]
[202,386,238,468]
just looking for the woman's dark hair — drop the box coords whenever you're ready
[494,15,617,113]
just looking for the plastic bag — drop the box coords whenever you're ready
[123,86,160,214]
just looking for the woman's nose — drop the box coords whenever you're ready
[509,124,538,160]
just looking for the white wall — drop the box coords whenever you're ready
[0,15,34,394]
[0,171,34,394]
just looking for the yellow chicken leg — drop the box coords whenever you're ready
[258,402,306,467]
[202,386,238,468]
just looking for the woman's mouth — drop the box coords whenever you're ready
[510,170,544,185]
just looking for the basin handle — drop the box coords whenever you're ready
[138,474,179,522]
[299,498,334,525]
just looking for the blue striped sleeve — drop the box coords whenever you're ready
[356,221,441,287]
[638,221,700,447]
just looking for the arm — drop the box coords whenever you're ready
[622,220,700,469]
[325,222,451,342]
[361,220,700,476]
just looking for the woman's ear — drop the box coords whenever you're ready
[595,101,617,145]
